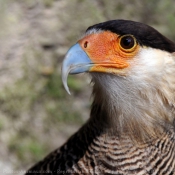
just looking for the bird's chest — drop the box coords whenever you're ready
[73,136,175,175]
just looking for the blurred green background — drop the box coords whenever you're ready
[0,0,174,174]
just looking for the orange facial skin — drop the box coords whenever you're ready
[78,31,139,74]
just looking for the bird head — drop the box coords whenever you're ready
[62,20,175,141]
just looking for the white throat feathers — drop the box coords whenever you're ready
[90,49,175,142]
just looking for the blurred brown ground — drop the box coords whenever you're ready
[0,0,174,174]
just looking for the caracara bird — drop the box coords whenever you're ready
[26,20,175,174]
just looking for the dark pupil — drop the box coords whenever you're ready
[121,36,134,49]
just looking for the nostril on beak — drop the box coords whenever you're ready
[84,41,88,48]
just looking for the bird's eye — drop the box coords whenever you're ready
[120,35,135,50]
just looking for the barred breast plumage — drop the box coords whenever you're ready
[26,118,175,174]
[25,20,175,175]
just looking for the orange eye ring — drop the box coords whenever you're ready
[119,35,137,53]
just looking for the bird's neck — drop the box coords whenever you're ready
[90,73,175,142]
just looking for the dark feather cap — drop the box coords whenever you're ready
[86,19,175,53]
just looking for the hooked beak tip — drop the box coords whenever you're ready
[61,65,71,95]
[61,43,92,95]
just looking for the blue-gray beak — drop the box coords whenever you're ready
[61,43,92,94]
